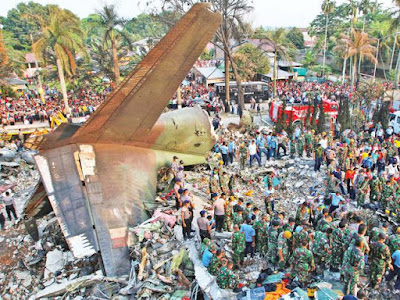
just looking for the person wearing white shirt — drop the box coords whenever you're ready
[248,140,261,167]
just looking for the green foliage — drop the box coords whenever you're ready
[373,100,390,128]
[233,44,270,81]
[286,27,304,49]
[1,2,46,51]
[302,51,317,67]
[31,6,86,77]
[200,48,214,60]
[125,13,168,40]
[310,64,332,75]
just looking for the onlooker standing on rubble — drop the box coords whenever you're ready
[220,142,229,166]
[240,218,256,258]
[197,210,211,241]
[314,144,324,172]
[213,193,226,232]
[2,191,17,221]
[228,137,236,164]
[248,139,261,167]
[0,204,5,230]
[181,200,192,240]
[171,156,179,178]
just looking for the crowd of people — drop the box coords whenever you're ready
[165,108,400,299]
[0,86,111,126]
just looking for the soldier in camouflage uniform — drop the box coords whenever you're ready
[297,134,305,157]
[253,214,269,255]
[369,176,382,204]
[277,230,292,269]
[292,222,310,251]
[216,259,229,288]
[219,171,230,195]
[208,249,223,276]
[289,135,296,158]
[388,227,400,254]
[312,227,332,275]
[231,224,246,267]
[232,209,244,227]
[209,168,220,200]
[217,260,239,289]
[330,221,346,271]
[356,177,369,207]
[295,203,310,227]
[370,223,389,243]
[381,180,395,211]
[239,143,247,170]
[369,233,393,289]
[305,130,313,157]
[223,196,234,231]
[267,220,280,265]
[291,240,315,287]
[342,238,365,295]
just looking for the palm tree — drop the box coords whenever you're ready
[321,0,335,77]
[340,30,377,89]
[30,6,85,114]
[391,0,400,88]
[264,28,292,98]
[91,5,132,85]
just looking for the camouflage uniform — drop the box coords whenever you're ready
[267,227,280,265]
[239,146,247,170]
[209,174,220,198]
[305,132,312,157]
[208,256,222,276]
[381,184,394,211]
[253,220,268,255]
[217,266,239,289]
[295,207,310,226]
[356,178,369,207]
[232,212,244,227]
[220,174,230,195]
[388,233,400,254]
[370,227,386,243]
[290,138,296,158]
[223,201,233,231]
[369,177,382,204]
[330,228,345,269]
[342,246,365,295]
[369,241,391,288]
[291,247,315,284]
[293,230,309,251]
[312,231,330,274]
[297,136,305,157]
[277,232,290,269]
[232,231,246,267]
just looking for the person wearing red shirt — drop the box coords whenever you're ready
[345,167,356,200]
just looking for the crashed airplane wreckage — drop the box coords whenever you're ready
[27,4,222,276]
